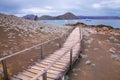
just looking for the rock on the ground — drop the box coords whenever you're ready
[80,54,88,58]
[111,54,120,61]
[85,60,91,65]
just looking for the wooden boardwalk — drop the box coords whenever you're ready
[10,27,82,80]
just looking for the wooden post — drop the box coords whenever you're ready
[58,76,64,80]
[40,45,44,59]
[79,27,82,53]
[58,37,61,48]
[59,43,61,48]
[43,72,47,80]
[70,49,73,68]
[1,60,9,80]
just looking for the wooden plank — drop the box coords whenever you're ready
[27,68,40,74]
[43,59,69,64]
[49,54,69,59]
[47,69,60,74]
[50,67,65,72]
[14,74,31,80]
[58,59,70,63]
[26,68,57,79]
[55,62,67,66]
[40,60,67,70]
[43,60,54,63]
[52,64,66,69]
[35,63,47,68]
[31,63,63,73]
[27,68,60,75]
[40,61,51,65]
[29,65,64,73]
[10,77,21,80]
[47,72,60,79]
[30,66,45,71]
[25,68,56,80]
[49,56,70,61]
[22,71,36,77]
[36,63,63,69]
[45,58,57,61]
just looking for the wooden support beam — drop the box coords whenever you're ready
[70,49,73,68]
[40,45,44,59]
[1,60,9,80]
[43,72,47,80]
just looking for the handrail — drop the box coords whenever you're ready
[0,35,63,61]
[0,27,75,62]
[31,27,82,80]
[0,26,76,80]
[31,40,80,80]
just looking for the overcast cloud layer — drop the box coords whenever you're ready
[0,0,120,17]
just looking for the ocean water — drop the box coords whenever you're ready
[40,19,120,28]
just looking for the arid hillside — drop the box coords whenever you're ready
[0,13,71,57]
[0,13,72,78]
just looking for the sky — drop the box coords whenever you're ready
[0,0,120,17]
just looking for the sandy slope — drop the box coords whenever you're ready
[68,27,120,80]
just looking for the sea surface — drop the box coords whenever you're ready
[40,19,120,28]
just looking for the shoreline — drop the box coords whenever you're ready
[66,22,120,29]
[66,22,120,35]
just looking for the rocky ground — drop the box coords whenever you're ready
[66,23,120,80]
[0,13,72,79]
[0,13,71,58]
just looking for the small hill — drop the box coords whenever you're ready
[39,15,54,20]
[22,14,38,20]
[55,12,78,20]
[39,12,78,20]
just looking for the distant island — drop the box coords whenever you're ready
[39,12,78,20]
[22,14,38,20]
[22,12,120,20]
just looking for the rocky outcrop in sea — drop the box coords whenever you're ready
[66,22,120,35]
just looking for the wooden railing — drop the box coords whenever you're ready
[0,27,75,80]
[31,27,83,80]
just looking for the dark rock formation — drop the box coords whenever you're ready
[39,15,54,20]
[66,22,120,35]
[66,22,86,26]
[22,14,38,20]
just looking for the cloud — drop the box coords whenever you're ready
[92,4,101,9]
[45,6,53,10]
[18,7,59,16]
[0,0,21,14]
[0,0,120,16]
[92,0,120,9]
